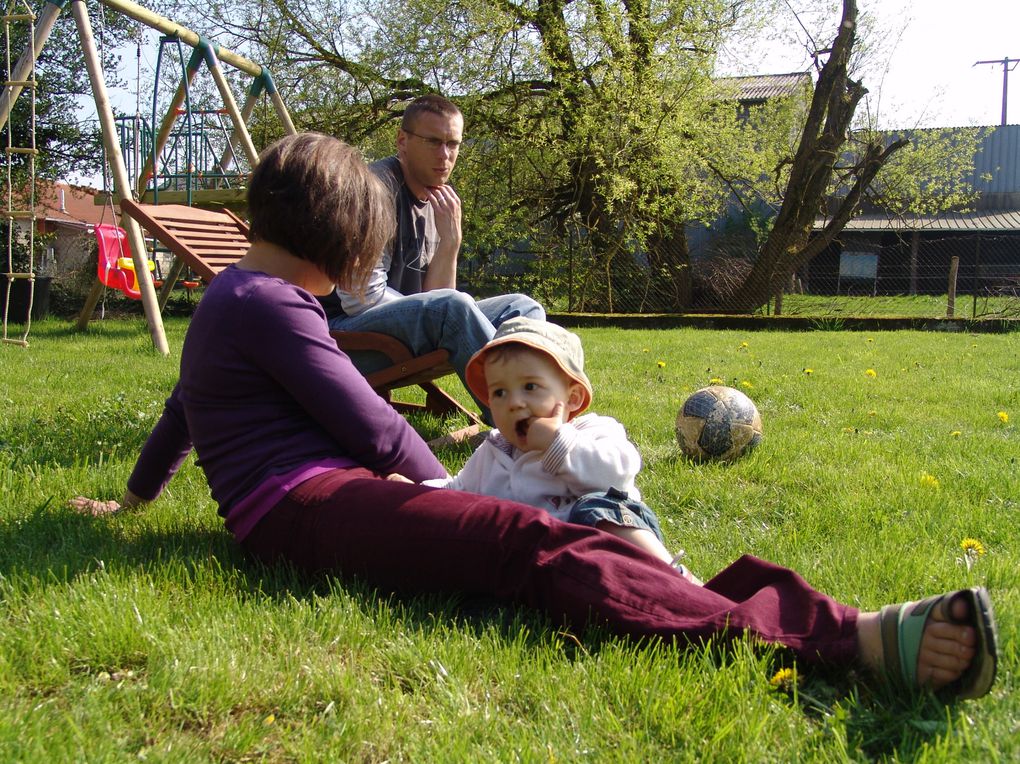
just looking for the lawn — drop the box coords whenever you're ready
[1,318,1017,762]
[769,293,1019,320]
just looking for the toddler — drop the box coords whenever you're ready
[425,318,700,583]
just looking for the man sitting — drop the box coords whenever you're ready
[320,95,545,424]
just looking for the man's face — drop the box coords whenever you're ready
[397,110,464,192]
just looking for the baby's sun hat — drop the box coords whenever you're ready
[465,317,593,417]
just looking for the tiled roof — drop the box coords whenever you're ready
[715,72,812,102]
[815,208,1020,232]
[21,180,112,228]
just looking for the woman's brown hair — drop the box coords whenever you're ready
[247,133,393,292]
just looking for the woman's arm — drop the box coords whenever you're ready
[247,285,445,482]
[125,384,194,501]
[70,384,194,516]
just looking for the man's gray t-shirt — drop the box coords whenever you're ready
[322,156,439,318]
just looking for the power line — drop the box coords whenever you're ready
[974,57,1019,125]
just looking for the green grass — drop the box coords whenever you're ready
[767,293,1019,320]
[1,317,1017,762]
[530,291,1020,319]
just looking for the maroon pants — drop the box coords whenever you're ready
[242,468,859,664]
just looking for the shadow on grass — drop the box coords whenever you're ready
[0,497,980,759]
[735,647,987,759]
[0,495,556,646]
[23,317,154,340]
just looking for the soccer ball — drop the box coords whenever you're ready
[675,386,763,462]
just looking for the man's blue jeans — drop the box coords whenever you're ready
[327,289,545,423]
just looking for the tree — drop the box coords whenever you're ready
[167,0,974,313]
[174,0,786,308]
[2,0,133,184]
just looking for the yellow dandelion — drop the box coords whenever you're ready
[642,348,649,353]
[997,411,1009,424]
[803,368,813,376]
[865,368,877,378]
[709,377,724,385]
[769,667,798,691]
[866,337,874,343]
[960,538,986,557]
[950,430,962,437]
[868,410,877,417]
[656,360,666,369]
[843,426,856,433]
[741,380,754,389]
[740,341,749,349]
[263,714,276,726]
[919,472,940,489]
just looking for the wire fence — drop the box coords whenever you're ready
[465,232,1020,321]
[32,227,1020,326]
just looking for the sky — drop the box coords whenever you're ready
[718,0,1020,129]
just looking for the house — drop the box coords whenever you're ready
[13,180,110,279]
[806,124,1020,301]
[713,71,813,115]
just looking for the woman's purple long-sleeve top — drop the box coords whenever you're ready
[127,265,446,535]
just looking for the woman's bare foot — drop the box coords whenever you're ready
[857,595,978,691]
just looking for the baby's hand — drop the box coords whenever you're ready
[524,402,566,452]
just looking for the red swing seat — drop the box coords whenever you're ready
[95,223,154,300]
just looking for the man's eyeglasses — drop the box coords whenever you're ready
[403,129,461,152]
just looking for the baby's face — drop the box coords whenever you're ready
[484,350,576,452]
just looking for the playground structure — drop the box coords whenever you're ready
[1,0,296,353]
[2,0,38,346]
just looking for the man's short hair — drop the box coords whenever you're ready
[400,95,462,132]
[247,133,393,293]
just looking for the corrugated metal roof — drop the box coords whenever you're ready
[875,124,1020,193]
[714,72,812,102]
[814,208,1020,232]
[973,124,1020,193]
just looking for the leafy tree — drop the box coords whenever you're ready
[723,0,981,312]
[2,0,133,184]
[165,0,974,313]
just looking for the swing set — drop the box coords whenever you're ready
[1,0,295,352]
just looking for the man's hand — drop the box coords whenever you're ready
[422,184,462,290]
[425,184,462,247]
[524,402,567,453]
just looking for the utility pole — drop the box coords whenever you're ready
[974,57,1019,125]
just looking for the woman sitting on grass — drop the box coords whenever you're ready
[71,133,997,701]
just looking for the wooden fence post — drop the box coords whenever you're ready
[947,256,960,318]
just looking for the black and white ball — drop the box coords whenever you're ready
[676,386,763,462]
